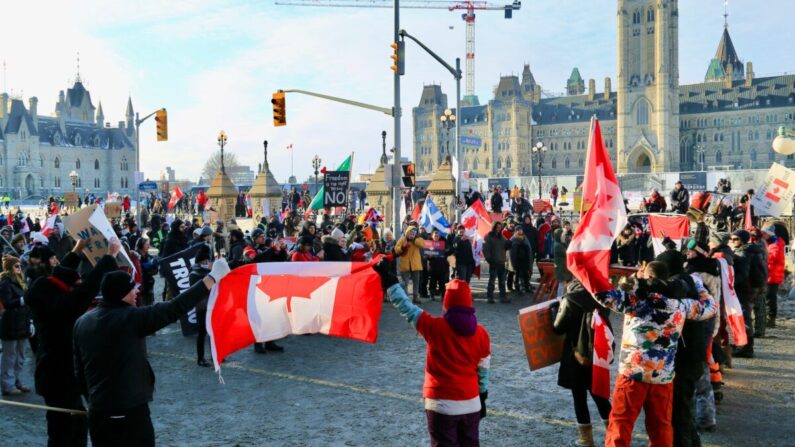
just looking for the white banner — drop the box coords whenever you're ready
[751,162,795,217]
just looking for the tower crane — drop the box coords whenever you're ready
[274,0,522,101]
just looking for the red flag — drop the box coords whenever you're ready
[566,119,627,294]
[744,203,753,230]
[168,186,184,209]
[591,311,614,399]
[461,200,493,240]
[648,214,690,256]
[410,203,422,222]
[207,261,383,370]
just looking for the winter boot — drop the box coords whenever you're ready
[574,424,594,447]
[767,315,777,329]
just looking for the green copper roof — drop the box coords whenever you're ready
[705,58,726,82]
[568,67,583,84]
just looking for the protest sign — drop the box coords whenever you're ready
[104,202,122,219]
[159,244,203,335]
[323,171,350,208]
[63,204,134,270]
[423,240,446,257]
[517,299,565,371]
[751,162,795,217]
[64,192,79,209]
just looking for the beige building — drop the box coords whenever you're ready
[413,0,795,179]
[0,78,137,198]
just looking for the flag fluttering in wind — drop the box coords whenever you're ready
[648,214,690,256]
[591,311,614,399]
[308,155,352,211]
[207,261,383,370]
[566,118,627,294]
[419,196,451,237]
[168,186,184,209]
[461,200,493,240]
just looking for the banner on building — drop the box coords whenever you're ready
[751,163,795,217]
[323,171,350,207]
[159,244,203,336]
[517,299,565,371]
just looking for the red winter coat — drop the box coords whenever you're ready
[767,237,785,285]
[290,251,319,262]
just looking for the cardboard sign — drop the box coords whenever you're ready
[423,240,446,257]
[751,162,795,217]
[64,192,79,209]
[104,202,122,219]
[517,299,564,371]
[63,204,134,270]
[323,171,350,208]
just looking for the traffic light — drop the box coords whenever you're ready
[389,41,405,76]
[272,91,286,127]
[155,109,168,142]
[401,162,415,188]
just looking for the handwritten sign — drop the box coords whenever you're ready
[517,299,564,371]
[63,204,134,270]
[64,192,79,209]
[323,171,350,208]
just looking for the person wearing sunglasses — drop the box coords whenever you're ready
[0,256,32,396]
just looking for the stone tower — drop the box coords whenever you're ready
[616,0,680,173]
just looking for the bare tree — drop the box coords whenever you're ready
[201,150,240,182]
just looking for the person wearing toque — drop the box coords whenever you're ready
[73,255,231,447]
[26,237,121,446]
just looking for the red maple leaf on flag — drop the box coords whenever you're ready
[257,276,330,312]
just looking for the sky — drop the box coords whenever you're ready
[2,0,793,184]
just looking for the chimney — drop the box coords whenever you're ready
[604,77,612,100]
[745,62,754,88]
[724,64,734,89]
[588,79,596,101]
[0,93,7,118]
[29,96,38,129]
[533,85,541,102]
[118,121,125,130]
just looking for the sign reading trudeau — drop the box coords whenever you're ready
[323,171,350,208]
[751,162,795,217]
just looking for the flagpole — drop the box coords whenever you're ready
[348,152,355,213]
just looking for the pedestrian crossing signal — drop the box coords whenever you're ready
[155,109,168,142]
[401,162,415,188]
[272,91,286,127]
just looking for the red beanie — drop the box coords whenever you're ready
[443,279,473,309]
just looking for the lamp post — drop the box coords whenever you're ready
[217,130,228,174]
[532,142,547,199]
[312,155,322,196]
[695,144,705,171]
[69,170,78,192]
[439,108,456,161]
[380,130,388,165]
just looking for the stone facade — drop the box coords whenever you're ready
[413,0,795,178]
[0,80,137,198]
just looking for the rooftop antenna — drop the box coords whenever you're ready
[75,51,81,83]
[723,0,729,28]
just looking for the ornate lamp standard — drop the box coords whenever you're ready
[532,142,547,199]
[312,155,322,195]
[439,108,456,160]
[217,130,228,174]
[69,170,79,192]
[695,144,705,171]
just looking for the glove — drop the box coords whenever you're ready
[372,258,399,290]
[209,258,231,283]
[479,391,488,419]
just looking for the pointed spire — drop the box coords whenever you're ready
[96,101,104,125]
[75,51,82,83]
[125,96,134,118]
[723,0,729,28]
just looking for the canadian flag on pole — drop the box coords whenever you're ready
[648,214,690,256]
[566,118,627,294]
[461,200,493,240]
[591,311,614,399]
[40,212,58,238]
[168,186,184,209]
[207,261,383,370]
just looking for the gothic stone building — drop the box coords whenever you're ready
[413,0,795,179]
[0,80,137,198]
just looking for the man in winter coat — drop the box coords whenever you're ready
[395,225,426,304]
[162,220,188,257]
[511,196,530,216]
[669,181,690,214]
[27,238,121,446]
[643,189,667,213]
[135,238,158,307]
[322,228,350,261]
[374,261,491,446]
[762,224,785,331]
[508,226,532,294]
[73,259,230,447]
[189,244,213,367]
[490,187,503,213]
[450,225,476,284]
[47,224,74,262]
[483,221,507,303]
[425,229,450,300]
[731,230,767,357]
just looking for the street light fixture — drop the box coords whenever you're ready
[217,130,228,174]
[439,108,456,161]
[695,144,705,171]
[69,170,79,192]
[532,142,547,199]
[312,155,322,196]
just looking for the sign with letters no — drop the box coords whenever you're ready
[323,171,350,208]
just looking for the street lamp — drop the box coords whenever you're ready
[69,170,79,192]
[217,130,228,174]
[532,142,547,199]
[380,130,388,165]
[312,155,322,196]
[439,108,456,161]
[695,144,705,171]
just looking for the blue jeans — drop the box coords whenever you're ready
[487,263,506,298]
[1,339,26,392]
[456,264,474,284]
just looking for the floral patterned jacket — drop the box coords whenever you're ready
[593,275,716,384]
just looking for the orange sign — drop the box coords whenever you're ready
[517,299,564,371]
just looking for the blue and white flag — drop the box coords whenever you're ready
[419,196,451,237]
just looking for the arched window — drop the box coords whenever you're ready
[578,157,584,168]
[750,149,757,162]
[54,157,60,169]
[715,150,723,163]
[636,99,649,126]
[647,7,654,22]
[565,157,570,169]
[551,158,557,169]
[94,159,100,170]
[748,130,754,140]
[506,157,512,169]
[94,178,101,188]
[40,156,44,168]
[496,158,502,170]
[473,158,479,170]
[485,158,490,170]
[76,159,81,169]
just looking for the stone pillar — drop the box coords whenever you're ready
[427,158,457,222]
[249,141,283,220]
[206,170,238,226]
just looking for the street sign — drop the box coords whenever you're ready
[460,136,482,147]
[138,181,158,192]
[678,172,707,192]
[323,171,350,207]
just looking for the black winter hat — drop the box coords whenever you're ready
[300,235,315,246]
[53,265,81,286]
[195,243,212,263]
[732,230,751,244]
[101,271,136,303]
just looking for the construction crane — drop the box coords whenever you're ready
[274,0,522,101]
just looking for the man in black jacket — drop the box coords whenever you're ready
[669,181,690,214]
[490,187,503,213]
[27,238,121,447]
[73,258,230,447]
[730,229,767,357]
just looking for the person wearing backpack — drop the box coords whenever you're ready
[552,279,613,446]
[730,230,767,357]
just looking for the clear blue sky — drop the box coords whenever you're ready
[3,0,792,183]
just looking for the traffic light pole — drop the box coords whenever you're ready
[280,89,392,116]
[393,0,402,237]
[134,109,163,229]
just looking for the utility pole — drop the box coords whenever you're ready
[393,0,402,236]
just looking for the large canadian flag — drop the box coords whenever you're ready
[648,214,690,256]
[567,118,627,294]
[168,186,184,209]
[591,311,614,399]
[461,200,493,240]
[207,261,383,370]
